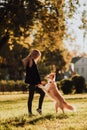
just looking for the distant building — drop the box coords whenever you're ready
[71,57,87,82]
[64,63,75,79]
[55,57,87,81]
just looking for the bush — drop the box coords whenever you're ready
[0,80,27,94]
[85,83,87,92]
[60,79,73,94]
[72,75,86,93]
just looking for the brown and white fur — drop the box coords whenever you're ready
[39,73,76,113]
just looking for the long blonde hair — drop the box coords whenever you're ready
[22,49,41,68]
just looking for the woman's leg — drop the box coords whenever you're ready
[28,85,35,114]
[36,86,45,113]
[55,101,59,113]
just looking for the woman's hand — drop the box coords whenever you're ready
[37,84,43,88]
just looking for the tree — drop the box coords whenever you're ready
[0,0,65,47]
[0,0,85,47]
[0,34,9,51]
[0,0,80,79]
[64,0,87,54]
[0,40,28,80]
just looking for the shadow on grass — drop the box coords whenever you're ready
[29,114,54,124]
[14,113,69,127]
[1,113,69,128]
[29,114,69,124]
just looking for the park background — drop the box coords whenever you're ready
[0,0,87,130]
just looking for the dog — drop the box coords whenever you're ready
[39,73,76,113]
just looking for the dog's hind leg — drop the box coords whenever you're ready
[62,108,64,114]
[55,101,59,113]
[60,103,65,114]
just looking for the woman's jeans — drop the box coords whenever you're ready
[28,85,45,113]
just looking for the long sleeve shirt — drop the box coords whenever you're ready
[25,59,41,85]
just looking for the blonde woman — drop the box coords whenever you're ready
[22,49,45,116]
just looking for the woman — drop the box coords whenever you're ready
[22,49,45,116]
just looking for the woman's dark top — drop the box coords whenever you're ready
[25,59,41,85]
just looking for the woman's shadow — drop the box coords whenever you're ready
[14,113,69,127]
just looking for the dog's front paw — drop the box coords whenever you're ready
[37,84,43,88]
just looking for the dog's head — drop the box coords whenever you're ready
[46,73,56,81]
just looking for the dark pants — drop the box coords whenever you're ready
[28,85,45,114]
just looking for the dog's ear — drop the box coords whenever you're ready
[45,74,49,79]
[46,73,56,80]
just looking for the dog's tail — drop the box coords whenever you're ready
[63,101,76,112]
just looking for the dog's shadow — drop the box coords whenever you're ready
[55,113,69,119]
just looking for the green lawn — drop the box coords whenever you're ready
[0,93,87,130]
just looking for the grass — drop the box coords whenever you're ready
[0,93,87,130]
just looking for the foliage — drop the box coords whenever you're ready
[0,41,29,80]
[42,45,71,68]
[85,82,87,92]
[63,0,87,42]
[0,80,27,93]
[0,0,82,80]
[0,0,84,45]
[0,34,9,49]
[0,0,72,80]
[0,0,65,47]
[38,61,51,80]
[60,78,73,94]
[72,74,86,93]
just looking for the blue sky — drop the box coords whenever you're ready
[64,0,87,54]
